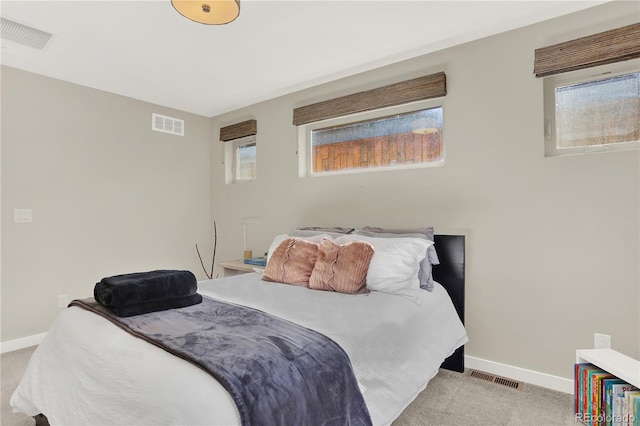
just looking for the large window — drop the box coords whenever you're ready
[544,62,639,156]
[299,101,444,176]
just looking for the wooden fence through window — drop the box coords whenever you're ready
[313,131,442,173]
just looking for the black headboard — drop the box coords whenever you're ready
[432,234,465,373]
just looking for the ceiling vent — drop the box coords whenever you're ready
[152,113,184,136]
[1,18,52,50]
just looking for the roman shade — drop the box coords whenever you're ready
[534,23,640,78]
[220,119,257,141]
[292,72,446,126]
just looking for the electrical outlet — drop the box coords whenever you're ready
[57,294,69,309]
[594,333,611,349]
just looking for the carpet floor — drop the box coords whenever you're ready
[2,345,576,425]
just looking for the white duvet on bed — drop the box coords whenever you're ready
[11,273,467,426]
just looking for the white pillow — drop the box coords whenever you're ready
[266,233,334,263]
[334,235,433,303]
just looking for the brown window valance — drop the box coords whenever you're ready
[292,72,446,126]
[220,119,257,141]
[534,23,640,78]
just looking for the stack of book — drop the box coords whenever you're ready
[243,256,267,267]
[575,363,639,425]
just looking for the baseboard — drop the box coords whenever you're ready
[465,355,574,394]
[1,333,46,354]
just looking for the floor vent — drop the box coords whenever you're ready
[467,369,523,390]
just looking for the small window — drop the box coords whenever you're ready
[298,100,444,176]
[224,136,256,183]
[544,62,639,156]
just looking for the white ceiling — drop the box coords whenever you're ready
[1,1,608,117]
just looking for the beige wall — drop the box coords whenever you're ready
[209,1,639,380]
[1,67,212,341]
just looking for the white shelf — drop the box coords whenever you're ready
[576,349,640,388]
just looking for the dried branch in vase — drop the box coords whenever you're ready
[196,221,217,279]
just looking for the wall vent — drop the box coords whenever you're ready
[1,18,52,50]
[467,369,523,390]
[152,113,184,136]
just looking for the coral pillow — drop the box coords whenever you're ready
[309,238,374,294]
[262,238,319,287]
[266,233,333,263]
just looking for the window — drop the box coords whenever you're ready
[234,139,256,181]
[298,100,444,176]
[543,61,639,156]
[535,23,640,156]
[225,136,256,183]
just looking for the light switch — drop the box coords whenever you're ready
[14,209,33,223]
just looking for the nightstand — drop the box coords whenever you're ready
[219,260,263,277]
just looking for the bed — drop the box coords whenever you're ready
[11,233,467,426]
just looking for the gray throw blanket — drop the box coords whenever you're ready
[70,296,372,426]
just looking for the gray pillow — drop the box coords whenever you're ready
[289,229,350,239]
[360,226,434,240]
[418,259,435,292]
[294,226,354,234]
[353,230,426,239]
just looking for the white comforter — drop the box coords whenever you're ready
[11,273,468,425]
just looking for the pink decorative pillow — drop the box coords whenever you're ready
[262,238,319,287]
[309,238,374,294]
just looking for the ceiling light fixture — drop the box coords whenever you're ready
[171,0,240,25]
